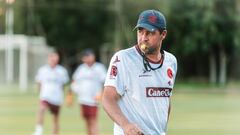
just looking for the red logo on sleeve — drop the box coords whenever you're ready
[167,68,173,79]
[110,65,118,77]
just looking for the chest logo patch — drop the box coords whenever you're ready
[146,87,172,97]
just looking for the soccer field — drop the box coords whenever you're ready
[0,85,240,135]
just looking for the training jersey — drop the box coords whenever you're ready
[35,64,69,106]
[104,45,177,135]
[72,62,107,106]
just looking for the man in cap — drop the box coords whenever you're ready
[102,9,178,135]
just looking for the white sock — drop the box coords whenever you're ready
[35,124,43,134]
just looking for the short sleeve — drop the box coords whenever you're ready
[61,67,69,84]
[72,65,81,81]
[104,51,125,96]
[98,63,107,83]
[35,67,44,83]
[172,56,178,81]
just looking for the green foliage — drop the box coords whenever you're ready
[0,1,5,33]
[165,0,240,80]
[167,0,239,55]
[2,0,114,52]
[2,0,240,79]
[35,0,113,52]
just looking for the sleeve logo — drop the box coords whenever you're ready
[167,68,173,79]
[110,65,118,77]
[113,56,120,63]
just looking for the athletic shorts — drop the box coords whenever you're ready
[41,100,60,115]
[80,104,98,119]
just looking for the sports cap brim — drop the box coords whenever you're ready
[134,23,157,32]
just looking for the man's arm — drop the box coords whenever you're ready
[66,86,74,107]
[168,99,171,122]
[102,86,144,135]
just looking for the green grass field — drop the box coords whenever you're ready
[0,84,240,135]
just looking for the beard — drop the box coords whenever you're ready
[145,46,157,54]
[140,43,158,55]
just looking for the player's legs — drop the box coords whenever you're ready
[33,100,48,135]
[86,117,98,135]
[52,114,59,135]
[81,104,99,135]
[48,102,60,135]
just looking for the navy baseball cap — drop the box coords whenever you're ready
[134,9,166,32]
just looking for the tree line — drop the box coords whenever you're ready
[1,0,240,85]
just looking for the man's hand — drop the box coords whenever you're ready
[102,86,144,135]
[66,91,73,107]
[94,93,102,103]
[123,123,144,135]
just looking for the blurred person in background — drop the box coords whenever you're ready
[33,51,69,135]
[102,9,177,135]
[70,49,107,135]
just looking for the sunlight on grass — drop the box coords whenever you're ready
[0,84,240,135]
